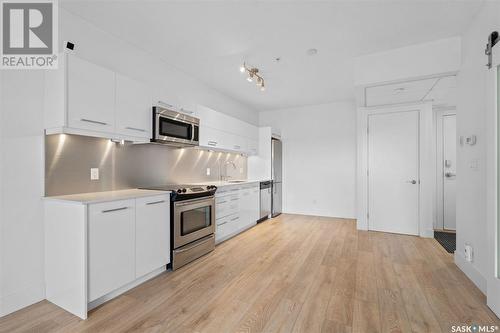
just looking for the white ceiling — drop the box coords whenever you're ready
[60,1,483,111]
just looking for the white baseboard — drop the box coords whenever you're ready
[0,283,45,318]
[454,251,487,294]
[420,228,434,238]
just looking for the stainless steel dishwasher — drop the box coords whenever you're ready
[259,181,272,222]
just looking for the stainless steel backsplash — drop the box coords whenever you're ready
[45,134,247,196]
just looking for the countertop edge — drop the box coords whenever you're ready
[43,189,171,205]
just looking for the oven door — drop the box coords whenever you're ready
[173,196,215,248]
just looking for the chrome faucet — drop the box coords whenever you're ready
[219,160,237,181]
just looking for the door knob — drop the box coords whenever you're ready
[445,172,456,178]
[406,180,417,184]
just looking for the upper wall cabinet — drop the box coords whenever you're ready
[44,54,152,142]
[67,56,115,133]
[151,93,197,117]
[115,74,152,139]
[196,105,259,155]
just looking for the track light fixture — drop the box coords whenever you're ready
[240,62,265,91]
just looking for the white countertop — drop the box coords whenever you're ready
[44,189,170,204]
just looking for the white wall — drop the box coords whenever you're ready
[0,8,258,317]
[454,1,500,293]
[0,71,45,317]
[259,102,356,218]
[354,37,461,86]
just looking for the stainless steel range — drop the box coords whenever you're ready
[141,184,217,270]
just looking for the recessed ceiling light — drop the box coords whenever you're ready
[307,48,318,56]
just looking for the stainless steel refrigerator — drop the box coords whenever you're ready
[271,138,282,217]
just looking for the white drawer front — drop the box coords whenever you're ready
[216,194,239,219]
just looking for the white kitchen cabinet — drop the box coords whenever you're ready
[67,56,116,133]
[135,195,170,278]
[196,104,259,155]
[44,54,151,143]
[88,199,136,302]
[214,183,260,244]
[247,139,259,156]
[240,184,260,229]
[199,125,230,150]
[115,74,152,139]
[44,189,170,319]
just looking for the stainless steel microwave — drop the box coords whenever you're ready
[152,106,200,147]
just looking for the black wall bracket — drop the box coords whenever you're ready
[485,31,499,69]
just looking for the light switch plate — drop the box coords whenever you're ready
[90,168,99,180]
[206,168,211,176]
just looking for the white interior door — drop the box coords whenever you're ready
[368,110,419,235]
[442,114,457,230]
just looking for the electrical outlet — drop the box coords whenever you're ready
[465,244,473,262]
[90,168,99,180]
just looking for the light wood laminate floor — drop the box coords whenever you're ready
[1,214,499,332]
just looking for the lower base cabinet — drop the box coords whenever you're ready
[45,193,170,319]
[215,183,260,243]
[88,199,136,302]
[135,196,170,278]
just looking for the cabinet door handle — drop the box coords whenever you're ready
[230,216,240,221]
[125,126,147,132]
[208,141,218,146]
[102,207,128,213]
[218,221,228,226]
[146,200,165,205]
[217,200,227,204]
[234,145,241,149]
[230,198,239,201]
[81,118,107,126]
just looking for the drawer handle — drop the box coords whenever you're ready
[146,200,165,205]
[125,126,147,132]
[234,145,240,149]
[218,221,228,226]
[102,207,128,213]
[81,118,107,126]
[230,217,240,221]
[230,198,239,201]
[217,200,227,204]
[208,141,218,146]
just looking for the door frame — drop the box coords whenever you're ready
[357,102,435,238]
[435,109,457,231]
[485,42,500,317]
